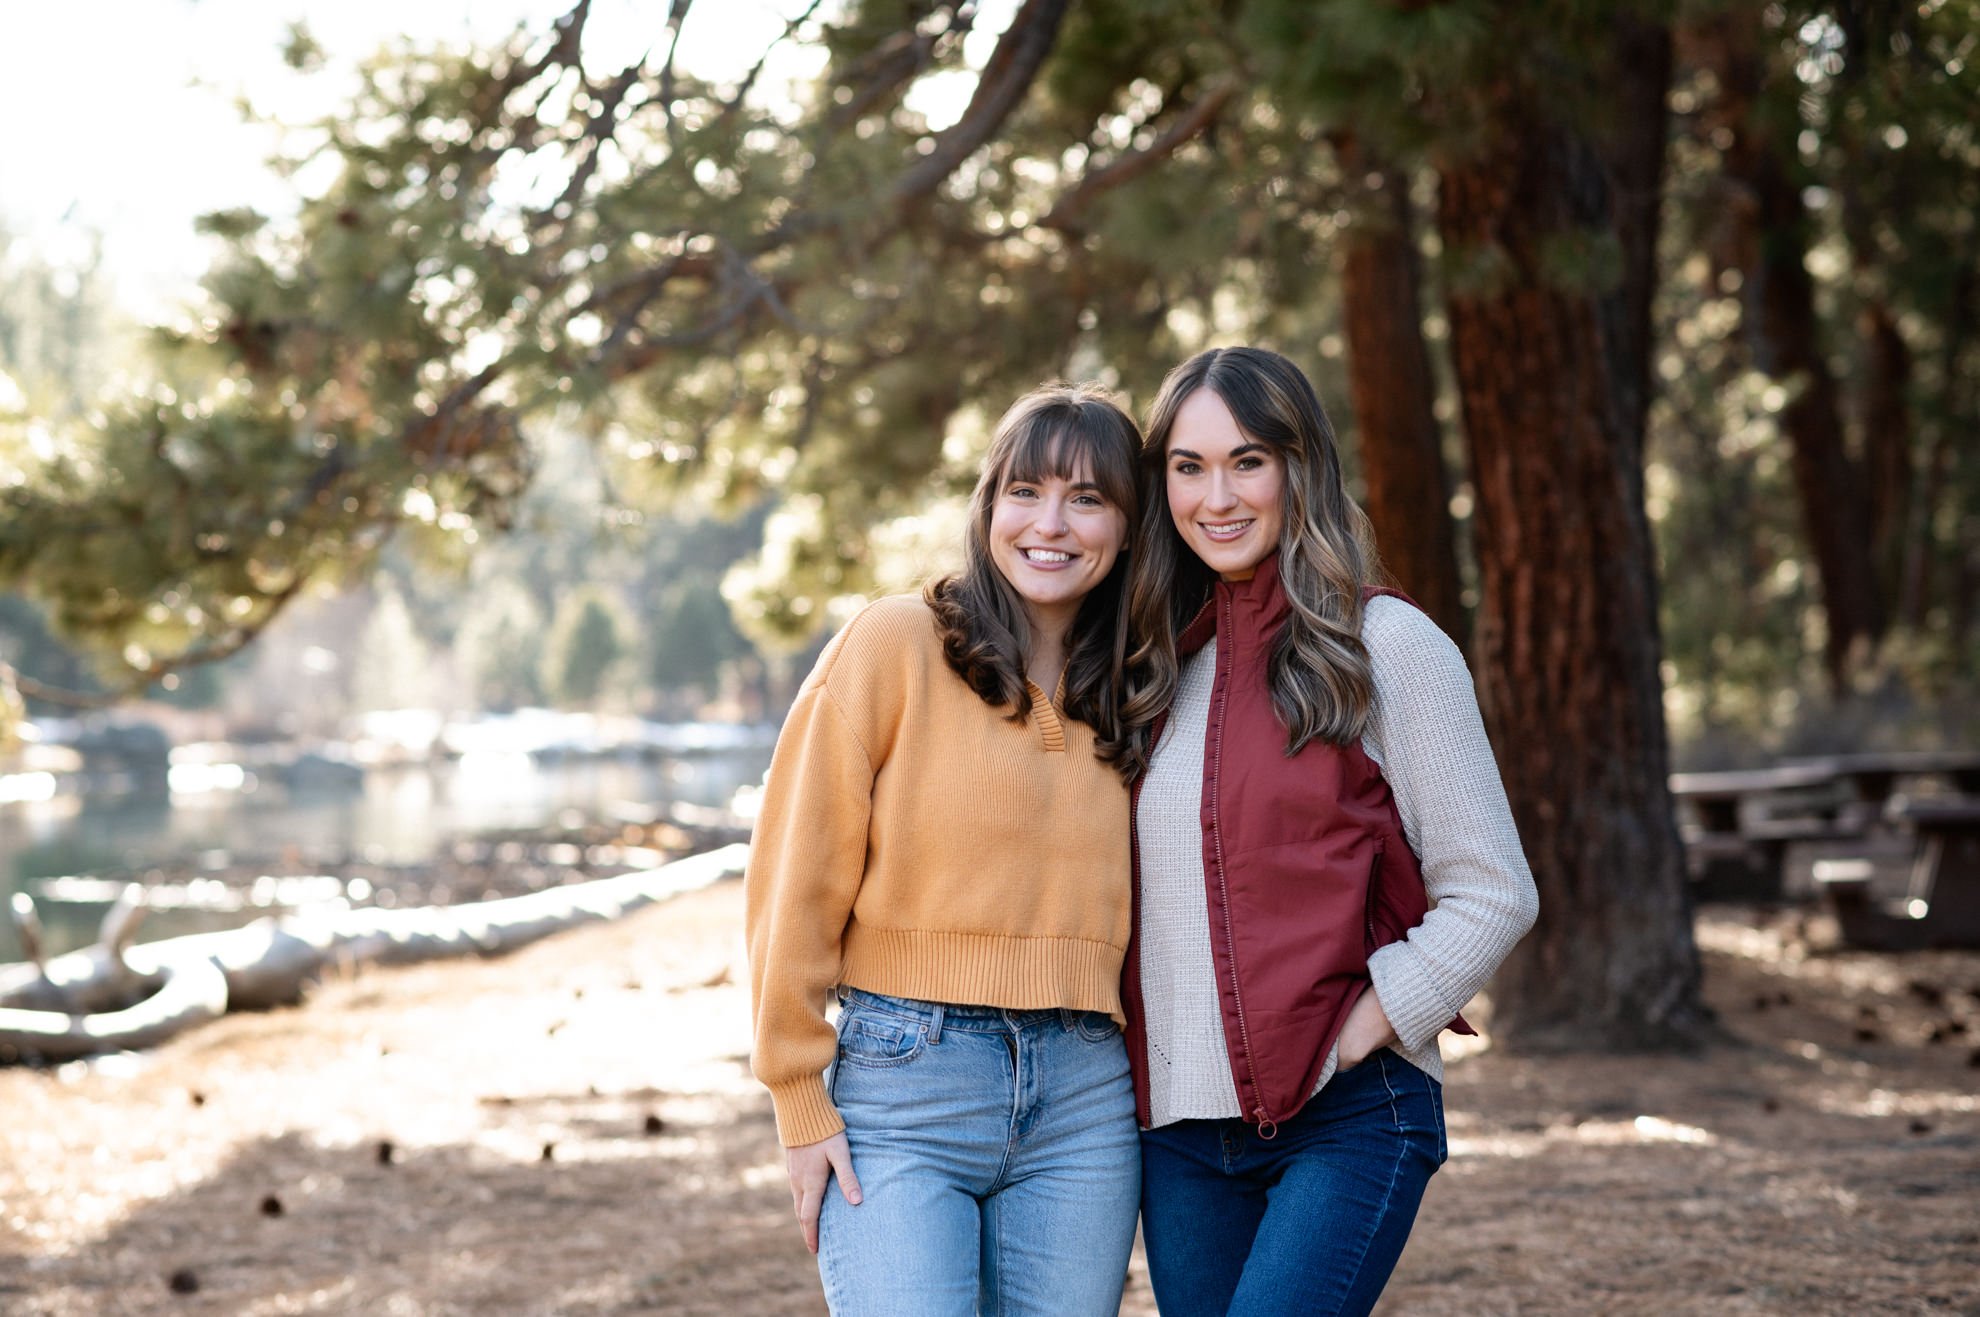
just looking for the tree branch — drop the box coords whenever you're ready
[514,0,592,91]
[656,0,694,153]
[2,662,121,711]
[0,560,310,710]
[887,0,1068,211]
[537,58,648,227]
[723,0,829,115]
[1039,80,1239,234]
[822,11,958,132]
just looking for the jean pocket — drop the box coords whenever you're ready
[1426,1073,1448,1167]
[837,1010,929,1068]
[1374,1053,1446,1169]
[1073,1012,1119,1043]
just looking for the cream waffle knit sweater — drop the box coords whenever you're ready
[1136,595,1537,1127]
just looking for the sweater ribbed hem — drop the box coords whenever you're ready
[841,924,1126,1024]
[768,1075,844,1148]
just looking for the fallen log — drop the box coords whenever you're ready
[0,842,749,1062]
[0,956,230,1057]
[9,891,45,971]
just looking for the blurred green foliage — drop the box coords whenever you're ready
[541,586,631,707]
[0,0,1974,751]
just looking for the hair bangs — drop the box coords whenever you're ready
[1001,411,1139,520]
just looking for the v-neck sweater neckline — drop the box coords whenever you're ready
[1024,673,1068,753]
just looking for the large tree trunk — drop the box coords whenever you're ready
[1434,22,1705,1049]
[1903,269,1975,630]
[1336,137,1469,647]
[1861,302,1914,589]
[1742,137,1886,682]
[1594,15,1672,463]
[1828,11,1917,604]
[1689,13,1886,685]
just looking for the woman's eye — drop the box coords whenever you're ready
[1007,485,1037,499]
[1171,461,1200,476]
[1074,494,1106,508]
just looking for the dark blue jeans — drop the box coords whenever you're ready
[1138,1049,1446,1316]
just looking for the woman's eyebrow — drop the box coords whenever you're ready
[1167,442,1266,460]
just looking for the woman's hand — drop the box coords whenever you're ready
[1335,985,1398,1072]
[786,1130,863,1254]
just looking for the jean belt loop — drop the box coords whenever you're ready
[927,1001,945,1044]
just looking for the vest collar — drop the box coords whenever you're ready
[1177,550,1289,659]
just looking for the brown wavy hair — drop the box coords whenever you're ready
[926,383,1142,780]
[1122,347,1384,777]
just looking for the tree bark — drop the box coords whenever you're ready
[1902,268,1974,630]
[1336,137,1469,647]
[1434,23,1705,1049]
[1595,14,1672,463]
[1861,302,1913,589]
[1829,8,1915,604]
[1689,14,1886,684]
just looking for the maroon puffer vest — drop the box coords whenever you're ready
[1122,553,1471,1132]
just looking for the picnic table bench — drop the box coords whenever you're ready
[1801,750,1980,801]
[1668,764,1858,901]
[1668,750,1980,947]
[1815,794,1980,950]
[1668,764,1846,834]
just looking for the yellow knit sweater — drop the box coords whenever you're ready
[744,594,1133,1146]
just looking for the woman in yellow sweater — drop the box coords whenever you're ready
[744,383,1144,1315]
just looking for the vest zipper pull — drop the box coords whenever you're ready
[1254,1108,1278,1140]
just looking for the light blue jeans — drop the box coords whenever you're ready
[817,988,1141,1316]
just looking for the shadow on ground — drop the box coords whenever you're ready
[7,1067,826,1316]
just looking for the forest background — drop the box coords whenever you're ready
[1,0,1976,1047]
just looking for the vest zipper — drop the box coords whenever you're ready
[1208,588,1270,1134]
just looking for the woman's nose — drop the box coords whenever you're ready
[1206,470,1238,511]
[1035,494,1070,535]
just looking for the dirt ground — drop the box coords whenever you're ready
[2,884,1976,1316]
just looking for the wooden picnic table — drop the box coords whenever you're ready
[1668,764,1856,899]
[1668,764,1843,835]
[1667,751,1980,937]
[1817,793,1980,949]
[1786,750,1980,806]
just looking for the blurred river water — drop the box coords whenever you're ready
[0,739,771,965]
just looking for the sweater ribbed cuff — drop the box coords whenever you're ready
[1368,941,1459,1052]
[768,1075,844,1148]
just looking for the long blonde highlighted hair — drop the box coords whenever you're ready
[1122,347,1384,777]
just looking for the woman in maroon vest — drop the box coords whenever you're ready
[1120,346,1537,1315]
